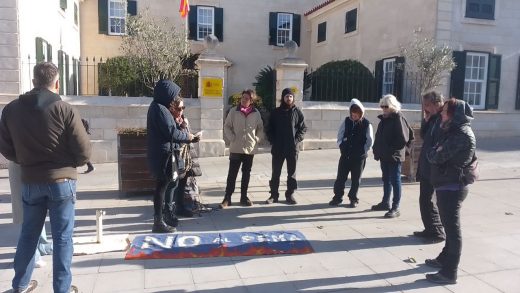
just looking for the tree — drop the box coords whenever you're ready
[400,30,455,94]
[98,56,144,96]
[121,9,189,91]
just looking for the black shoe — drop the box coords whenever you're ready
[13,280,38,293]
[176,208,194,218]
[328,197,342,206]
[70,285,79,293]
[163,208,179,227]
[371,202,390,211]
[346,199,358,208]
[219,198,232,209]
[426,272,457,284]
[285,194,297,205]
[265,196,279,204]
[384,209,400,218]
[152,216,176,233]
[423,236,445,244]
[425,258,443,268]
[240,197,253,206]
[413,230,430,238]
[84,166,95,174]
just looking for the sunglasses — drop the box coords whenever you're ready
[380,105,389,109]
[173,106,185,111]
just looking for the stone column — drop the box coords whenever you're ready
[275,40,308,106]
[195,35,231,157]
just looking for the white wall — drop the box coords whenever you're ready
[0,0,20,98]
[18,0,80,93]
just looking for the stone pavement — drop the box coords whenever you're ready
[0,137,519,293]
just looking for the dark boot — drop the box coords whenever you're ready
[163,205,179,227]
[152,216,176,233]
[219,195,232,209]
[285,192,297,205]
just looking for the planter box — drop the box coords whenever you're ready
[402,127,423,182]
[118,133,155,195]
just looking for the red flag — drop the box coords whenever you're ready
[179,0,189,18]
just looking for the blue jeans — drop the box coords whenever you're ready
[12,180,76,293]
[380,161,402,210]
[35,226,53,263]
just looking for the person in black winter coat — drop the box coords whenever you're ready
[147,80,195,233]
[329,99,373,208]
[81,119,95,174]
[371,94,413,218]
[424,98,476,285]
[265,88,307,205]
[413,91,446,243]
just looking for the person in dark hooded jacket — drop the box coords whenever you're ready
[147,79,195,233]
[265,88,307,205]
[424,98,476,285]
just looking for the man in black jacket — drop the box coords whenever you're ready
[414,91,446,243]
[265,88,307,205]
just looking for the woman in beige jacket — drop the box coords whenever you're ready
[220,89,263,208]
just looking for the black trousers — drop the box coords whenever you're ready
[224,153,254,199]
[153,179,169,218]
[419,179,445,237]
[332,156,366,201]
[269,152,298,198]
[435,187,468,279]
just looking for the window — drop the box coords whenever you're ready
[197,6,214,40]
[463,53,488,108]
[317,22,326,43]
[382,58,395,95]
[35,37,52,63]
[60,0,67,11]
[108,0,126,35]
[450,51,501,109]
[74,2,79,26]
[188,6,224,41]
[269,12,301,46]
[345,8,357,33]
[276,13,292,46]
[466,0,495,20]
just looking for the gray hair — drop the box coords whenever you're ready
[33,62,59,88]
[379,94,402,112]
[422,91,444,106]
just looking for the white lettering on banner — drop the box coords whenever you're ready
[288,234,301,241]
[177,236,201,247]
[212,237,220,244]
[142,236,174,249]
[257,235,268,242]
[241,235,254,243]
[271,234,287,242]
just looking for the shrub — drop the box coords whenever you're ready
[253,66,276,110]
[98,56,150,96]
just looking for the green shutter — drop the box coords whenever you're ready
[98,0,108,34]
[72,58,78,95]
[188,5,197,40]
[65,54,70,94]
[292,14,301,46]
[47,44,53,62]
[375,59,383,99]
[214,7,223,42]
[345,9,357,33]
[74,3,79,25]
[450,51,466,100]
[127,0,137,16]
[60,0,67,10]
[394,57,405,100]
[268,12,277,46]
[58,50,64,95]
[486,54,501,109]
[35,37,44,63]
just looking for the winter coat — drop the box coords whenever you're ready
[224,105,263,154]
[337,99,373,159]
[267,105,307,155]
[416,112,442,181]
[372,111,413,162]
[0,88,91,183]
[427,100,476,188]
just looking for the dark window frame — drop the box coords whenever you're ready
[317,22,326,43]
[465,0,495,20]
[345,8,357,34]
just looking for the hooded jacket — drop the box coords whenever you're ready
[427,100,476,188]
[336,99,374,159]
[146,80,189,179]
[267,96,307,155]
[372,111,413,162]
[0,88,91,183]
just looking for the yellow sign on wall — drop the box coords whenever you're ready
[202,77,223,97]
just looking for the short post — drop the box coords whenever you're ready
[96,210,106,243]
[275,40,308,107]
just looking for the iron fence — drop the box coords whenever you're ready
[22,56,199,98]
[303,68,424,104]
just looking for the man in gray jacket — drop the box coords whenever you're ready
[0,62,91,293]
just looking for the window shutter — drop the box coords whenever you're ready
[35,37,44,63]
[292,14,301,46]
[450,51,466,99]
[98,0,108,34]
[269,12,277,46]
[215,7,223,42]
[188,5,197,40]
[375,59,383,99]
[345,9,357,33]
[317,22,326,43]
[58,50,64,95]
[486,54,501,109]
[74,3,79,25]
[60,0,67,10]
[65,54,70,94]
[47,44,53,62]
[394,57,405,100]
[127,0,137,16]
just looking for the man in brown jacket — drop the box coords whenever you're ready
[0,62,91,293]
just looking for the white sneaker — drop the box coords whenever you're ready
[35,260,46,268]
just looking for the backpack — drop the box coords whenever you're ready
[460,154,479,185]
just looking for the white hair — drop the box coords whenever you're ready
[379,94,402,112]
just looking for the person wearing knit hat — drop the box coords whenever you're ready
[265,88,307,205]
[329,99,374,208]
[147,79,195,233]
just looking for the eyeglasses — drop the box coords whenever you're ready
[380,105,389,109]
[174,106,185,111]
